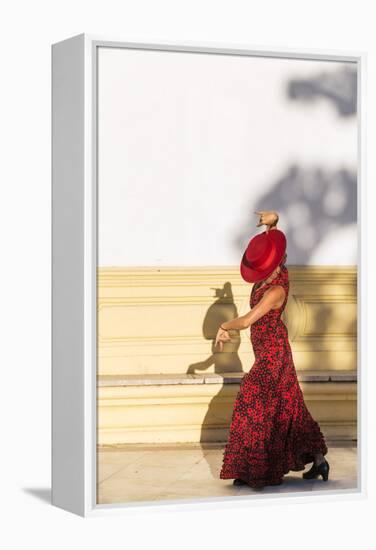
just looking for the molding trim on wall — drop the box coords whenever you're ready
[97,379,357,445]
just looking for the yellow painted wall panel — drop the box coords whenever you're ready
[97,266,357,376]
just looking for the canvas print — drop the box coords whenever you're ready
[96,46,358,505]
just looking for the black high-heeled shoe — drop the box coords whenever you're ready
[233,478,247,486]
[302,458,330,481]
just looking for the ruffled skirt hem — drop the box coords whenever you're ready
[219,439,328,488]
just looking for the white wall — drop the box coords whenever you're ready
[98,47,357,267]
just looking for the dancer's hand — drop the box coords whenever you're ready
[215,327,232,352]
[255,210,279,232]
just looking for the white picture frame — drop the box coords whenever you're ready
[51,33,367,517]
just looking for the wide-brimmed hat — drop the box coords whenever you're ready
[240,228,287,283]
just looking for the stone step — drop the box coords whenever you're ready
[98,370,357,387]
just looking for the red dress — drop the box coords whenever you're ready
[219,264,328,487]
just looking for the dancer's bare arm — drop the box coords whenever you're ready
[241,286,285,328]
[214,286,285,350]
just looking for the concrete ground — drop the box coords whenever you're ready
[97,441,358,505]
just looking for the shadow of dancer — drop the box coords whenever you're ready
[187,281,243,375]
[186,282,248,479]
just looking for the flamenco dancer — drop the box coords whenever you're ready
[216,210,329,488]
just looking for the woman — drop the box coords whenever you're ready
[216,210,329,488]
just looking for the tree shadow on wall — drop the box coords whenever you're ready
[286,65,357,117]
[233,65,357,265]
[234,164,357,266]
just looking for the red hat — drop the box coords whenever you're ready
[240,228,286,283]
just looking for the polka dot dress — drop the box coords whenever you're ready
[219,264,328,488]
